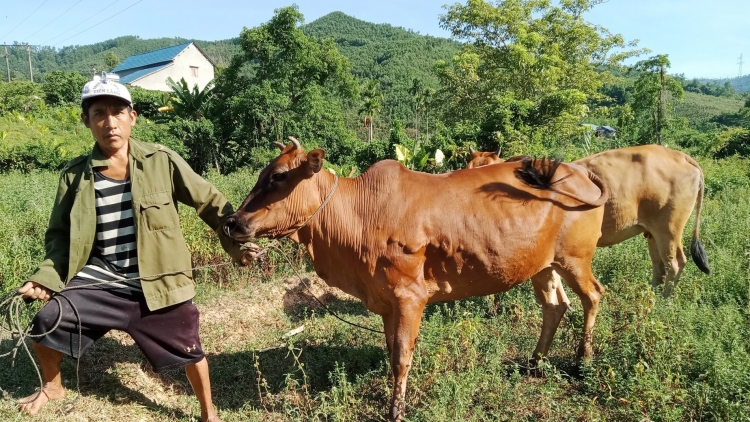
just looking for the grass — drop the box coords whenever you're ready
[1,157,750,421]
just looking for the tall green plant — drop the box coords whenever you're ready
[359,80,382,142]
[629,55,684,145]
[165,77,214,120]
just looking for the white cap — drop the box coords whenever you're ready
[81,72,132,106]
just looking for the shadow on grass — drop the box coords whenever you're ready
[206,342,387,411]
[499,354,582,380]
[282,277,372,322]
[2,334,389,415]
[0,336,191,420]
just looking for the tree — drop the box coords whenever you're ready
[408,78,424,139]
[436,0,645,151]
[211,6,358,170]
[41,70,88,106]
[104,51,120,70]
[359,80,382,142]
[630,55,684,145]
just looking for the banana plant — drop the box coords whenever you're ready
[164,77,214,120]
[395,143,443,171]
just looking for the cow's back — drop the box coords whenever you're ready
[575,145,702,246]
[323,160,604,305]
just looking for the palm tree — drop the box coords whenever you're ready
[408,78,424,140]
[421,87,434,143]
[358,80,382,142]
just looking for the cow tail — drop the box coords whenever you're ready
[585,171,609,208]
[515,158,609,207]
[685,155,711,275]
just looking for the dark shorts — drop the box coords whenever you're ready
[30,279,204,373]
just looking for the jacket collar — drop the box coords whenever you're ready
[86,138,157,173]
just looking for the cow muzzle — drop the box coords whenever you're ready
[223,215,254,242]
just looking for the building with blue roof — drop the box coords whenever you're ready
[112,42,214,92]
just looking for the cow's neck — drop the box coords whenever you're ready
[295,171,376,264]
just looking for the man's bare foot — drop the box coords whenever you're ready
[17,383,65,415]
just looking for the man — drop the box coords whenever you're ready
[17,72,252,422]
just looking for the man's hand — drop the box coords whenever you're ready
[240,242,262,266]
[18,281,53,302]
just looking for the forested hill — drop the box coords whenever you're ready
[303,12,461,89]
[302,12,461,119]
[700,74,750,93]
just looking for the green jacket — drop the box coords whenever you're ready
[28,138,243,310]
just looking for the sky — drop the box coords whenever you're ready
[1,0,746,79]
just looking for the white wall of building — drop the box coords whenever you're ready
[128,44,215,92]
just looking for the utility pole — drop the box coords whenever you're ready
[4,45,10,82]
[739,54,744,79]
[26,44,33,82]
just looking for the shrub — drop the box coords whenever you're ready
[130,86,169,120]
[0,81,44,115]
[41,70,88,106]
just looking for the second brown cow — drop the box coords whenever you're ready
[467,144,711,298]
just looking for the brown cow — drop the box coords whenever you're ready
[467,145,710,298]
[224,138,608,421]
[467,145,502,169]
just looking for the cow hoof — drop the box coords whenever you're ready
[661,283,675,298]
[388,399,405,421]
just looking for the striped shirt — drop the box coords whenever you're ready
[76,170,142,293]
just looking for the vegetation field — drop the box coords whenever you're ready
[1,154,749,421]
[674,92,746,127]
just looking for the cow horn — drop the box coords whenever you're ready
[288,136,301,150]
[495,146,502,157]
[273,141,286,151]
[469,145,476,154]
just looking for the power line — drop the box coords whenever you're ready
[1,0,51,42]
[23,0,86,43]
[44,0,121,45]
[55,0,144,46]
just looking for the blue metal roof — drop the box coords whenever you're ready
[112,42,191,73]
[118,63,172,84]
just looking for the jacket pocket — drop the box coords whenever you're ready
[139,191,177,231]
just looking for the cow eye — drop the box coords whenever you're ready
[270,172,287,183]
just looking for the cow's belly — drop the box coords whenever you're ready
[422,244,553,303]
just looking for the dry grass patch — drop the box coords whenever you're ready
[0,272,373,422]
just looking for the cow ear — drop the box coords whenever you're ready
[306,149,325,175]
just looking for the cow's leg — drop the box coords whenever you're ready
[652,229,688,298]
[382,312,396,383]
[555,263,604,361]
[531,268,570,360]
[385,297,426,422]
[646,233,667,287]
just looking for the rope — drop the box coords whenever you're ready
[1,173,383,414]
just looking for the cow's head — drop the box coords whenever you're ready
[467,146,504,169]
[223,136,328,242]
